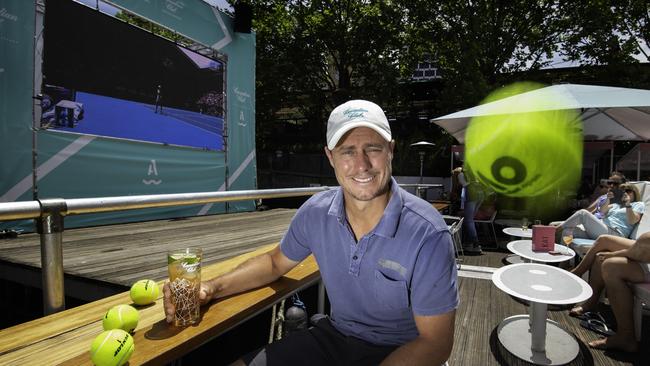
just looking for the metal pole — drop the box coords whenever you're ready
[418,151,425,184]
[222,55,229,213]
[32,0,46,201]
[530,301,547,352]
[36,198,66,315]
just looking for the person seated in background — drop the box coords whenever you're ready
[556,183,643,240]
[568,232,650,352]
[585,172,626,219]
[450,167,463,215]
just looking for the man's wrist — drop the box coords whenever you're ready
[205,278,220,299]
[625,203,632,208]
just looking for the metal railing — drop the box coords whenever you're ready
[0,187,330,314]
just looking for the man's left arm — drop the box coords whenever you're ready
[380,310,456,366]
[381,227,457,365]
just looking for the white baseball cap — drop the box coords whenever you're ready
[326,100,392,150]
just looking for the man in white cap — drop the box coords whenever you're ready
[164,100,458,365]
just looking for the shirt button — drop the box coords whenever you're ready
[352,255,358,260]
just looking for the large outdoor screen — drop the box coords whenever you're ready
[42,0,225,151]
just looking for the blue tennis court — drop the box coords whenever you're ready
[53,92,223,151]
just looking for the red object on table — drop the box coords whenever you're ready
[532,225,554,252]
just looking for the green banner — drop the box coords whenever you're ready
[1,0,256,232]
[0,1,35,203]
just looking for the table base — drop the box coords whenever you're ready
[497,315,580,365]
[504,254,526,264]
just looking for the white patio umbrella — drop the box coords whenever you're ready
[432,84,650,144]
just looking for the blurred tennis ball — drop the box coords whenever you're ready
[465,82,582,197]
[103,304,139,333]
[90,329,134,366]
[130,279,159,305]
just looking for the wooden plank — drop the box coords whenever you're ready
[0,244,320,366]
[432,202,450,212]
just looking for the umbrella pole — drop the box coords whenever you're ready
[418,151,425,184]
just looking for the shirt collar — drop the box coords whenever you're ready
[327,177,403,238]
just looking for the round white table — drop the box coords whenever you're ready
[492,263,592,365]
[502,227,533,264]
[503,227,533,238]
[507,240,575,263]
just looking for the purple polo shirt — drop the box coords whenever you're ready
[280,178,459,346]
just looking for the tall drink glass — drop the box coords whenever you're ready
[521,217,529,231]
[562,228,574,247]
[168,248,202,327]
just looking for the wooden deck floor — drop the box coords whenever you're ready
[0,209,298,296]
[0,210,647,365]
[455,251,648,366]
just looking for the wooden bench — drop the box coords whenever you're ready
[0,244,320,365]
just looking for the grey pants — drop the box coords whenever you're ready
[560,209,620,239]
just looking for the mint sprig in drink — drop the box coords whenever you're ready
[168,248,202,326]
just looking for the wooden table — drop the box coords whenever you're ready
[0,244,320,366]
[432,201,451,213]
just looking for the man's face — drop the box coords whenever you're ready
[325,127,394,203]
[607,175,622,189]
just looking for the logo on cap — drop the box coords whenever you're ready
[343,108,368,120]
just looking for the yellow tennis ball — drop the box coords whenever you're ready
[465,82,583,198]
[130,279,159,305]
[102,304,139,333]
[90,329,134,366]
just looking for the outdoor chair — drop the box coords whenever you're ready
[474,209,498,247]
[442,215,464,269]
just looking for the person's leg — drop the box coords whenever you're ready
[462,200,478,242]
[238,320,333,366]
[571,235,635,277]
[239,317,396,366]
[577,211,610,239]
[589,257,646,352]
[559,209,609,239]
[571,253,607,315]
[462,200,481,254]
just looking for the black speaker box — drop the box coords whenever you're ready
[234,3,252,33]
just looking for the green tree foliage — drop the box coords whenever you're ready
[249,0,649,177]
[251,0,408,152]
[559,0,648,65]
[402,0,564,111]
[114,11,193,46]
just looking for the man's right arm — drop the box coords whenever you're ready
[164,245,299,323]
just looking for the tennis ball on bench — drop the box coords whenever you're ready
[90,329,134,366]
[103,304,139,333]
[130,279,159,305]
[465,82,583,198]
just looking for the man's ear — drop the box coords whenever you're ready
[324,146,335,168]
